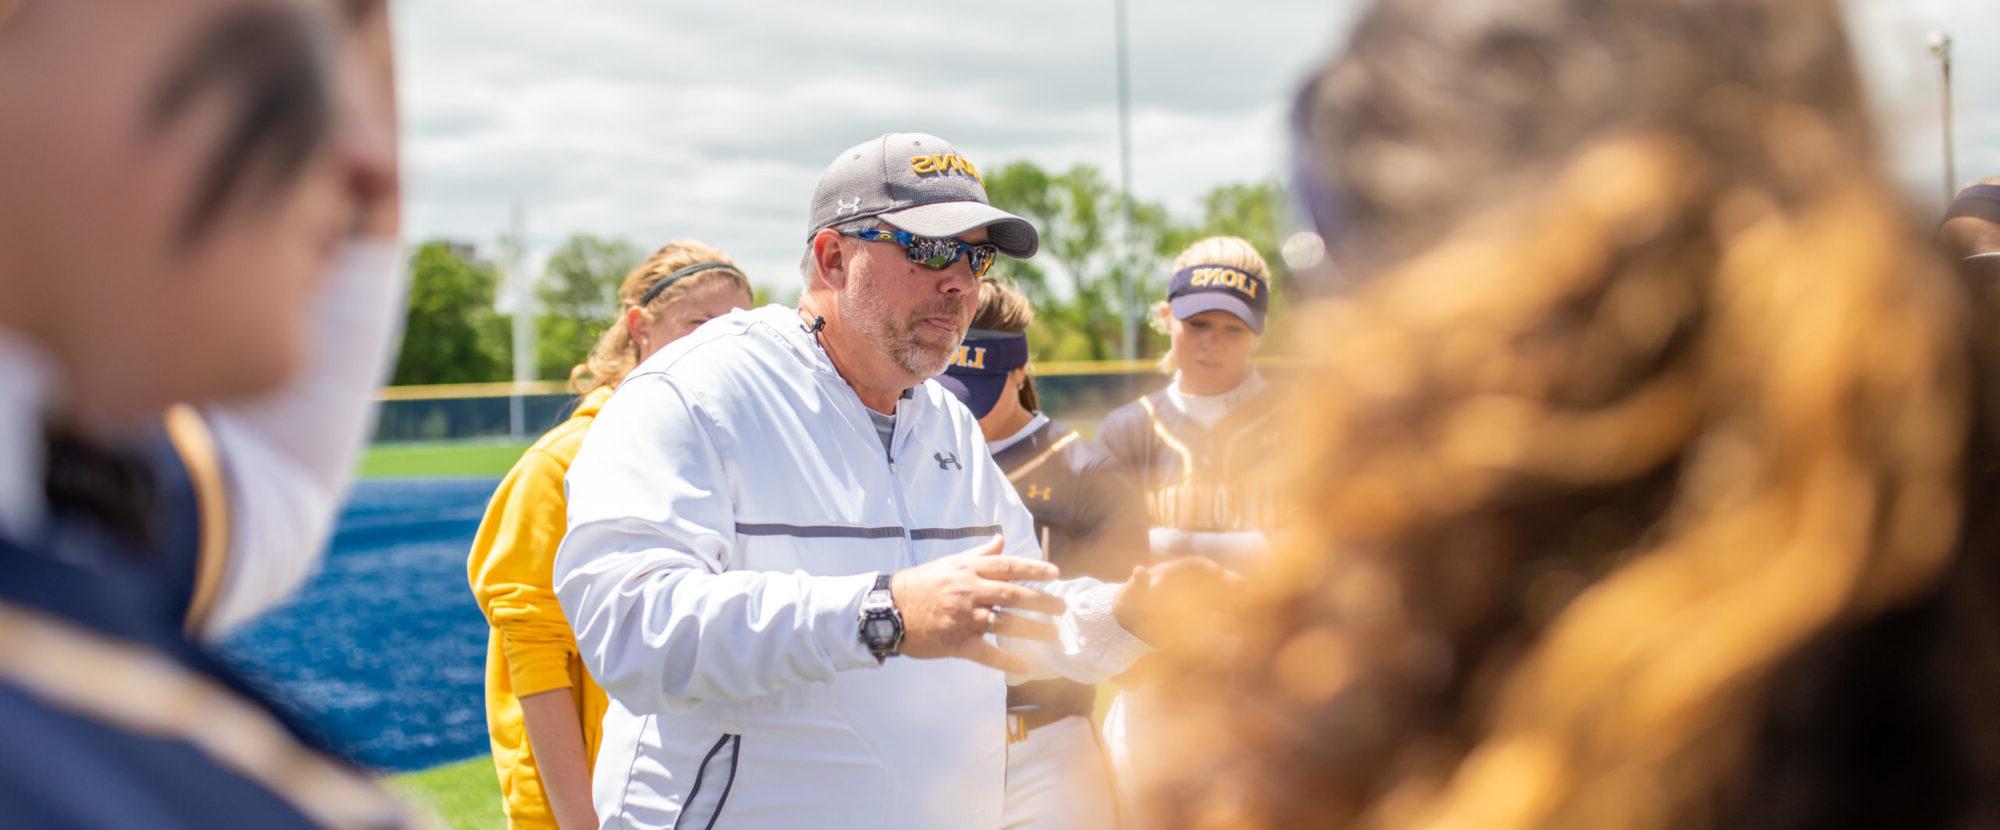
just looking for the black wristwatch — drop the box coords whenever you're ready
[858,572,904,662]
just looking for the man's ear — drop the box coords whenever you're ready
[811,229,849,290]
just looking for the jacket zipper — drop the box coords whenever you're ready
[885,396,918,570]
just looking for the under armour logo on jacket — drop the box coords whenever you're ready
[934,452,961,471]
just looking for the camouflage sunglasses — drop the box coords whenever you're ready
[841,228,998,277]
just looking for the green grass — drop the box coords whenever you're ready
[388,757,505,829]
[358,440,534,479]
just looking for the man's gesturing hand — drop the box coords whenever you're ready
[889,537,1066,674]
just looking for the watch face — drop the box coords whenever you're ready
[864,618,896,643]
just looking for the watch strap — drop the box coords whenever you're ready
[859,571,903,661]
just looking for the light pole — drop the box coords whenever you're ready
[504,202,534,439]
[1114,0,1138,361]
[1928,30,1955,206]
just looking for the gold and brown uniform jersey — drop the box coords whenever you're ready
[995,419,1149,582]
[1094,386,1284,535]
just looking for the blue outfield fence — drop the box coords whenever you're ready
[220,478,500,772]
[370,364,1178,443]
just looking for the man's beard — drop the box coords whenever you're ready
[849,278,965,378]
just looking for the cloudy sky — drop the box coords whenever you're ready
[391,1,1998,297]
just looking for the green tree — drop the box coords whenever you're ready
[982,162,1058,304]
[984,161,1176,362]
[1163,179,1292,287]
[392,242,509,385]
[753,283,796,308]
[534,233,642,380]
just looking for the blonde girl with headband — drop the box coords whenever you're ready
[1092,235,1282,824]
[468,241,752,830]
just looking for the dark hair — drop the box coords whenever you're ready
[1148,0,1998,827]
[150,7,334,244]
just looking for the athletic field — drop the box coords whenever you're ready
[218,441,528,829]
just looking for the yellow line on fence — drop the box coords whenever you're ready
[376,381,571,401]
[1034,359,1161,376]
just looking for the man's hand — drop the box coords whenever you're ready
[891,537,1067,673]
[1113,556,1246,647]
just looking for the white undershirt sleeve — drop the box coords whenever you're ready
[977,444,1152,684]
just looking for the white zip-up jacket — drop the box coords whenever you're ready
[554,305,1150,830]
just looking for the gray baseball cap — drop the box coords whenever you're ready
[807,133,1039,258]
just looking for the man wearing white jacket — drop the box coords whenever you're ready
[556,133,1207,830]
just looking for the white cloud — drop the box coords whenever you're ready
[390,1,1354,291]
[391,0,1999,294]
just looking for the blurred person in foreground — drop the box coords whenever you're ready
[553,133,1220,829]
[0,0,412,826]
[45,4,409,645]
[468,242,752,830]
[1143,0,2000,828]
[940,276,1148,830]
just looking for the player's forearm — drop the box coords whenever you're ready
[517,687,598,830]
[1147,527,1270,571]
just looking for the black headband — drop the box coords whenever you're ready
[640,261,738,306]
[1946,184,2000,226]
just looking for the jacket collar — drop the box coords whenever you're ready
[759,305,943,459]
[769,303,924,405]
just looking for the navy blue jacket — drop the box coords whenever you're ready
[0,512,407,827]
